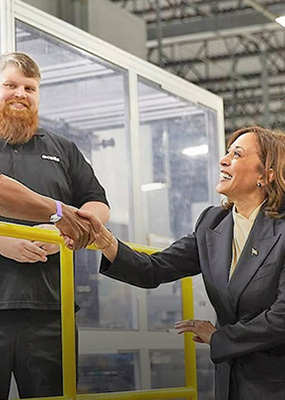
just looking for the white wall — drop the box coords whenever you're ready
[22,0,147,59]
[88,0,146,60]
[22,0,58,16]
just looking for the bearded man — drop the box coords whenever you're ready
[0,52,110,399]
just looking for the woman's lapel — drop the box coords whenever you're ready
[205,212,234,288]
[227,212,280,312]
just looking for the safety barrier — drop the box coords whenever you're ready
[0,222,197,400]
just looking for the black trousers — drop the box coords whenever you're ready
[0,310,63,399]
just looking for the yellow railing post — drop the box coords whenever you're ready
[60,245,77,400]
[182,277,198,400]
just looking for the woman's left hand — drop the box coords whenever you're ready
[175,319,217,344]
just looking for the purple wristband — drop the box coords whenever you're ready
[56,201,62,217]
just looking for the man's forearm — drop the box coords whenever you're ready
[0,174,55,222]
[0,174,96,250]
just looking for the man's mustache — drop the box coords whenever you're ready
[5,99,30,109]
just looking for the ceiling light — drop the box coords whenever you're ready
[181,144,209,157]
[275,16,285,27]
[141,183,167,192]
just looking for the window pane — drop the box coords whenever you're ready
[138,79,219,330]
[74,249,137,329]
[150,349,214,400]
[78,353,136,394]
[147,281,182,331]
[150,350,185,389]
[138,79,219,245]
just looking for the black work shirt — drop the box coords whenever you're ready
[0,128,109,310]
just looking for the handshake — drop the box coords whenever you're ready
[0,174,117,257]
[56,204,116,254]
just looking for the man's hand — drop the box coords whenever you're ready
[0,224,62,263]
[56,204,95,250]
[33,224,60,256]
[0,236,48,263]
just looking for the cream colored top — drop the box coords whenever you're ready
[229,202,264,279]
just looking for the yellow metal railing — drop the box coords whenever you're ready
[0,222,197,400]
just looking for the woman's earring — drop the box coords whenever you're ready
[257,182,262,187]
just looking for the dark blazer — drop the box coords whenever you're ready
[100,206,285,400]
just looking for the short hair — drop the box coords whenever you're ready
[223,125,285,219]
[0,52,41,81]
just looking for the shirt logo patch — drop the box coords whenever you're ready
[41,154,60,163]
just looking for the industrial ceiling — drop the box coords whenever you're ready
[109,0,285,136]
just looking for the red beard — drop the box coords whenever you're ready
[0,99,39,144]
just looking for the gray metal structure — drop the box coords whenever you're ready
[109,0,285,136]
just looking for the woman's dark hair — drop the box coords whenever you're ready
[222,125,285,218]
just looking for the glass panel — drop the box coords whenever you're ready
[75,249,137,329]
[147,281,182,331]
[150,349,214,400]
[15,20,136,330]
[78,353,136,394]
[139,80,219,329]
[138,79,220,246]
[150,350,185,389]
[196,347,215,400]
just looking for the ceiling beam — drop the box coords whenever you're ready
[176,70,285,86]
[147,3,285,43]
[208,81,285,95]
[242,0,277,22]
[158,45,285,66]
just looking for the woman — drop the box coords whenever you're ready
[79,126,285,400]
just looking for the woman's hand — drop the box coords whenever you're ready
[175,319,217,345]
[76,209,118,262]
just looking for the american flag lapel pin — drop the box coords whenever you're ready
[251,247,259,256]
